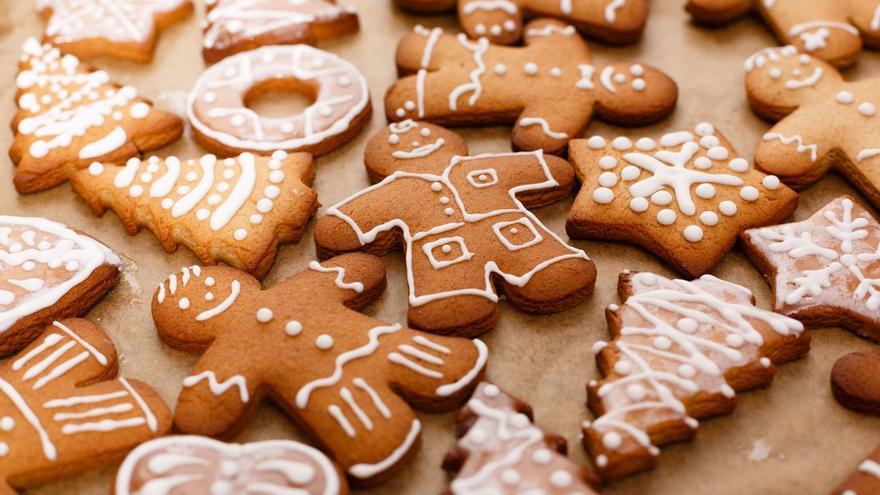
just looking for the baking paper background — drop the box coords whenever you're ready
[0,0,877,493]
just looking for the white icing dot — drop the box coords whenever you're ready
[256,307,273,322]
[234,229,247,240]
[88,162,104,176]
[550,67,562,78]
[205,293,214,301]
[196,209,210,221]
[483,384,500,397]
[651,190,672,206]
[269,170,285,184]
[694,156,713,169]
[257,199,274,213]
[636,138,656,150]
[613,361,632,375]
[388,134,400,145]
[431,182,442,192]
[179,298,190,310]
[653,336,672,350]
[762,175,781,190]
[726,334,744,348]
[683,225,704,242]
[494,64,507,75]
[728,158,750,173]
[678,364,696,378]
[285,320,303,336]
[130,102,150,119]
[656,209,676,225]
[532,448,552,464]
[769,68,782,79]
[707,147,729,160]
[511,414,530,428]
[695,123,715,136]
[614,73,626,83]
[550,470,573,488]
[503,20,516,31]
[620,165,640,181]
[719,200,738,216]
[161,198,173,209]
[631,78,646,91]
[630,64,645,77]
[0,417,15,431]
[0,442,7,457]
[265,185,281,199]
[205,277,216,287]
[587,136,606,149]
[835,91,854,104]
[316,334,334,350]
[740,186,760,201]
[598,172,618,187]
[598,156,618,170]
[860,102,876,116]
[629,197,649,213]
[602,432,622,450]
[612,137,632,150]
[444,207,455,216]
[249,214,263,224]
[208,194,222,205]
[677,318,698,333]
[592,187,614,204]
[501,468,521,485]
[626,383,647,401]
[695,183,716,199]
[700,211,719,226]
[523,62,539,75]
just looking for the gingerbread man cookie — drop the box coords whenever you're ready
[443,382,601,494]
[314,121,596,337]
[202,0,359,63]
[37,0,193,62]
[584,271,809,481]
[566,123,799,278]
[152,254,488,484]
[741,197,880,341]
[0,216,121,356]
[187,44,371,157]
[386,20,677,155]
[687,0,880,67]
[11,38,183,194]
[833,444,880,495]
[70,151,317,279]
[393,0,456,13]
[116,435,348,495]
[0,318,172,493]
[457,0,648,45]
[745,47,880,209]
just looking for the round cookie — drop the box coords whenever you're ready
[832,351,880,415]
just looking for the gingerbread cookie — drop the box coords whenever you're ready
[443,382,601,494]
[36,0,193,62]
[0,216,121,356]
[393,0,456,13]
[152,254,488,484]
[584,271,809,481]
[11,38,183,194]
[187,44,371,157]
[115,435,348,495]
[833,445,880,495]
[457,0,648,46]
[0,318,172,493]
[687,0,880,67]
[741,197,880,341]
[832,351,880,415]
[745,47,880,209]
[314,121,596,337]
[70,151,317,279]
[202,0,359,63]
[386,20,677,155]
[566,123,799,278]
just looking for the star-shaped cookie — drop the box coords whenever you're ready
[566,123,799,277]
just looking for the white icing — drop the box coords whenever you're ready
[182,371,249,403]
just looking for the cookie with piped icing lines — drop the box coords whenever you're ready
[394,0,456,13]
[0,216,121,356]
[187,44,371,157]
[584,271,810,481]
[741,197,880,341]
[10,38,183,194]
[152,254,488,484]
[833,444,880,495]
[686,0,880,68]
[314,121,597,337]
[0,318,172,494]
[386,19,677,155]
[457,0,648,46]
[566,123,799,278]
[70,151,317,279]
[36,0,193,62]
[442,382,601,494]
[746,47,880,209]
[202,0,359,63]
[115,435,348,495]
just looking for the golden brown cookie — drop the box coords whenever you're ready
[0,216,121,356]
[70,151,317,279]
[314,121,596,337]
[151,254,488,484]
[10,38,183,194]
[566,123,799,278]
[0,318,172,493]
[385,19,677,155]
[37,0,194,62]
[393,0,456,13]
[832,351,880,415]
[202,0,359,63]
[584,271,810,481]
[833,444,880,495]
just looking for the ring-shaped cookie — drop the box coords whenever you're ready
[187,44,371,156]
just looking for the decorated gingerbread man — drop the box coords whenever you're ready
[687,0,880,67]
[385,19,677,155]
[0,318,172,494]
[457,0,648,45]
[745,46,880,208]
[152,254,488,484]
[314,121,597,337]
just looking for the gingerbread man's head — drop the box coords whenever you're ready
[364,120,468,181]
[594,62,679,123]
[745,46,842,119]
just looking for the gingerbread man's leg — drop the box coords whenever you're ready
[763,0,863,67]
[512,98,595,155]
[685,0,753,25]
[755,111,838,189]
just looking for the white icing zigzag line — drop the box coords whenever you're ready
[308,261,365,293]
[449,35,488,111]
[518,117,568,140]
[182,370,249,403]
[763,133,818,162]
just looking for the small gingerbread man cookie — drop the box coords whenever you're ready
[457,0,648,45]
[584,271,809,481]
[745,47,880,209]
[566,123,799,278]
[152,254,488,484]
[37,0,194,62]
[202,0,359,63]
[386,20,677,155]
[687,0,880,67]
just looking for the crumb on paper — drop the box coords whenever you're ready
[747,438,773,462]
[121,257,143,305]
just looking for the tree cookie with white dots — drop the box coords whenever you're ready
[70,151,317,279]
[11,38,183,193]
[745,46,880,209]
[566,123,799,278]
[584,271,809,481]
[442,382,601,494]
[151,254,488,484]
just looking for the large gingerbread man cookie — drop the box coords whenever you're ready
[0,318,171,493]
[686,0,880,67]
[151,254,488,484]
[314,121,597,337]
[11,38,183,193]
[584,271,809,481]
[385,20,677,155]
[745,47,880,210]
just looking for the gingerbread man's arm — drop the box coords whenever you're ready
[270,254,387,312]
[850,2,880,48]
[755,108,836,189]
[684,0,752,25]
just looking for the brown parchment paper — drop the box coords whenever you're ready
[1,0,878,493]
